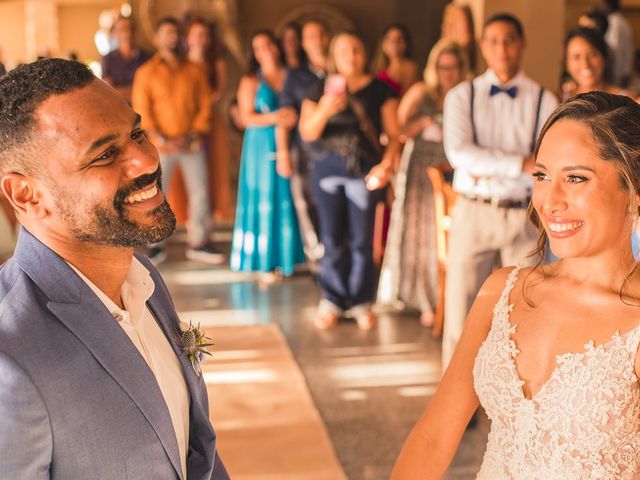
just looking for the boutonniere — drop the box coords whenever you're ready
[178,322,213,376]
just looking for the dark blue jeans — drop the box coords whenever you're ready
[310,153,383,310]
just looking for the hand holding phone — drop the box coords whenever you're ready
[324,74,346,96]
[319,75,348,116]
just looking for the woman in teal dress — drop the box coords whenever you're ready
[231,30,305,282]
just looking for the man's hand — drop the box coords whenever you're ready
[166,134,204,153]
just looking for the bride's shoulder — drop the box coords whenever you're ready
[468,267,523,322]
[477,264,546,305]
[480,265,527,296]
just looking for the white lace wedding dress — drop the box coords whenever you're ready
[473,267,640,479]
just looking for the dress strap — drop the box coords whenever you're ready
[497,265,523,308]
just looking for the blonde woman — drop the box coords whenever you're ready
[377,39,468,327]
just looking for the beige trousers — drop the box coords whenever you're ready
[441,197,538,370]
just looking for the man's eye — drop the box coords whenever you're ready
[93,147,118,165]
[131,129,147,141]
[532,171,548,181]
[97,149,114,161]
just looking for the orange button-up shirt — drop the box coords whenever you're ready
[132,54,211,140]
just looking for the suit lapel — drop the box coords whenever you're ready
[146,288,216,431]
[14,229,183,479]
[142,264,217,476]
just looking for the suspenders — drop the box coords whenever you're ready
[529,87,545,153]
[469,80,545,154]
[470,81,478,146]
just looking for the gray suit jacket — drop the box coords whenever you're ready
[0,228,229,480]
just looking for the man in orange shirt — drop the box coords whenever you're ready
[132,16,223,265]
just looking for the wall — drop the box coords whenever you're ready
[5,0,633,88]
[0,0,112,66]
[566,0,598,31]
[58,1,113,62]
[0,1,28,67]
[566,0,640,51]
[462,0,566,91]
[236,0,450,72]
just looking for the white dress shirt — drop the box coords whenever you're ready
[443,69,558,200]
[68,258,190,479]
[606,12,634,86]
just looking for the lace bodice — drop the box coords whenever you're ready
[473,267,640,479]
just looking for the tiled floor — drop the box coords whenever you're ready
[157,233,488,480]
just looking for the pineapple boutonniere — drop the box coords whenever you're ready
[178,322,213,376]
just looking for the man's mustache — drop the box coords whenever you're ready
[113,166,163,213]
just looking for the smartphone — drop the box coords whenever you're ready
[324,74,346,96]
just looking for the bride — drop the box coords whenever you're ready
[391,92,640,479]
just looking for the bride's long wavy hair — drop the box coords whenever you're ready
[525,92,640,306]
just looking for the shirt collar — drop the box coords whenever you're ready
[151,52,184,68]
[485,69,525,88]
[66,257,155,319]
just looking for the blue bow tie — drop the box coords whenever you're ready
[490,84,518,98]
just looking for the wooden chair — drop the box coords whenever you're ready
[426,167,457,338]
[372,193,392,269]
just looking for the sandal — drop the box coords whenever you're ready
[257,271,283,288]
[420,310,435,328]
[355,311,377,331]
[314,312,339,330]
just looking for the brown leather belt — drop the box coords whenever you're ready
[464,195,530,209]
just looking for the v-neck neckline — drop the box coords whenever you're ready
[500,268,640,402]
[260,69,285,94]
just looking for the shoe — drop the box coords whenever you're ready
[185,242,225,265]
[314,299,342,330]
[147,246,167,266]
[355,311,377,330]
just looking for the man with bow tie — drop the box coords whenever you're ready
[440,13,558,373]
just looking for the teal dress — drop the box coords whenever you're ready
[230,77,305,275]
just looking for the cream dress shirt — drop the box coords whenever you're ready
[443,69,558,200]
[68,258,190,479]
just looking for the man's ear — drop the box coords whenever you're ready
[1,174,49,219]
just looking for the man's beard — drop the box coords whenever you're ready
[57,167,176,247]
